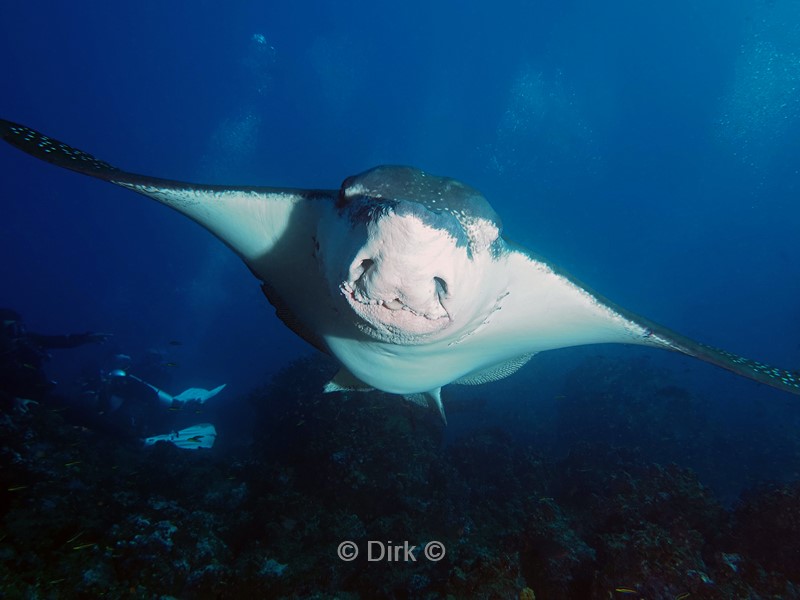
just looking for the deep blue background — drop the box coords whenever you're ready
[1,1,798,417]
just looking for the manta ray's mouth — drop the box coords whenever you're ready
[382,298,405,311]
[341,282,448,318]
[340,280,452,338]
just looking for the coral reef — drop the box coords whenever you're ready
[2,354,800,598]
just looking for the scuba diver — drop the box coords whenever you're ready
[77,353,225,449]
[108,365,224,450]
[0,308,111,410]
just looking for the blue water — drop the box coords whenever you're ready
[1,2,799,446]
[5,2,800,596]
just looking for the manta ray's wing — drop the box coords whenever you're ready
[0,119,334,262]
[0,118,337,352]
[481,243,800,396]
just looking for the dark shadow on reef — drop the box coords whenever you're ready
[2,352,800,598]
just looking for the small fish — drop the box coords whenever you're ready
[163,362,179,368]
[7,485,28,492]
[675,593,690,600]
[72,542,96,551]
[615,589,639,596]
[64,461,82,467]
[65,530,85,544]
[186,435,203,443]
[48,578,66,585]
[296,420,305,426]
[168,340,182,346]
[168,407,182,412]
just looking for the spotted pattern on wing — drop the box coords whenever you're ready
[3,123,118,174]
[705,344,800,391]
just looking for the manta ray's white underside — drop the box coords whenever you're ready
[1,118,798,422]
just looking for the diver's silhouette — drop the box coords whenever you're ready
[0,308,110,409]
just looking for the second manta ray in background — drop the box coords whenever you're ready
[2,118,799,423]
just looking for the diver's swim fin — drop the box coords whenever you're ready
[143,423,217,450]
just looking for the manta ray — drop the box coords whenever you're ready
[2,118,798,422]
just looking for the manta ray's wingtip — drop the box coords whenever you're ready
[0,118,26,145]
[0,117,14,134]
[593,287,800,397]
[0,117,121,178]
[644,324,800,396]
[0,117,36,142]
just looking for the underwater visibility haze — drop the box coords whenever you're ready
[1,1,800,598]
